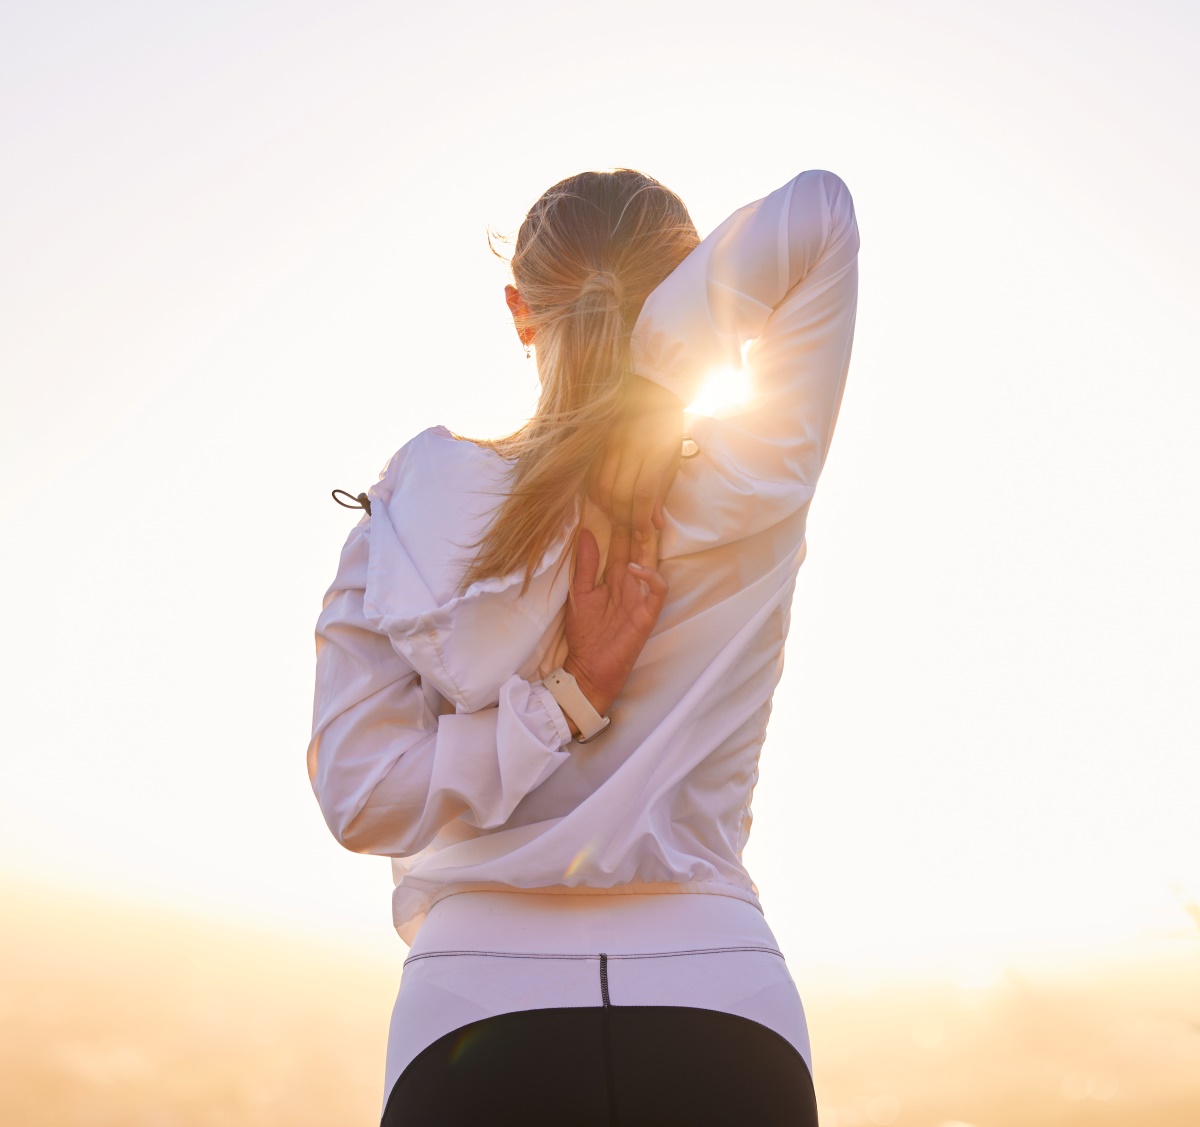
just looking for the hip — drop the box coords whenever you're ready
[384,889,812,1108]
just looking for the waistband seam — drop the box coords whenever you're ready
[403,944,784,968]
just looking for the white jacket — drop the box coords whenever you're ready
[309,169,859,943]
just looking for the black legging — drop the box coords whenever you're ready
[382,1005,818,1126]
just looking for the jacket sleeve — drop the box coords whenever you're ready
[307,520,574,857]
[631,169,860,549]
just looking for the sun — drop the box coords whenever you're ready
[685,340,755,417]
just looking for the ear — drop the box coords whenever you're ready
[505,284,535,345]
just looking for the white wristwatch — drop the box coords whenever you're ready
[541,667,611,744]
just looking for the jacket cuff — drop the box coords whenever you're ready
[528,678,574,748]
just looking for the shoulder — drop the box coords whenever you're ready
[358,428,568,710]
[384,424,508,472]
[375,426,512,502]
[366,426,516,601]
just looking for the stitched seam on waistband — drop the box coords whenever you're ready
[611,946,783,962]
[403,944,783,967]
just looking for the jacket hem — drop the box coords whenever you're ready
[393,879,763,944]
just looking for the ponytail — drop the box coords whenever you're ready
[460,171,698,594]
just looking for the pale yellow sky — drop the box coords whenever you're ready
[1,0,1197,969]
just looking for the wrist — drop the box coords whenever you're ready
[542,663,613,745]
[560,657,615,720]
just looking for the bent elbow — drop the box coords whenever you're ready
[795,169,858,252]
[327,798,425,858]
[334,810,388,855]
[821,171,859,252]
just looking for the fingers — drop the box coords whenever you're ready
[626,561,668,598]
[629,463,661,543]
[626,527,665,617]
[654,449,682,530]
[626,559,669,621]
[609,451,640,530]
[590,440,622,516]
[606,521,632,577]
[572,527,600,597]
[612,439,681,540]
[631,523,659,573]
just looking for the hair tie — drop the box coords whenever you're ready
[580,271,622,301]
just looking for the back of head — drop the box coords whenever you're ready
[463,169,699,591]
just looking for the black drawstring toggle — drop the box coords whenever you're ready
[332,489,372,516]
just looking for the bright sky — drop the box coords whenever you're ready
[2,0,1197,972]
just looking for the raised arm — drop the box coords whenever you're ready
[599,169,859,549]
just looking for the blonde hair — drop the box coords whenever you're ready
[461,169,699,593]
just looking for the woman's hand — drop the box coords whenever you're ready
[562,524,668,729]
[589,376,686,542]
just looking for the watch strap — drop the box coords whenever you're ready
[541,668,611,744]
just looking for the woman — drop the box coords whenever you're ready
[310,165,859,1124]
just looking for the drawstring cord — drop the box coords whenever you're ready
[331,489,371,516]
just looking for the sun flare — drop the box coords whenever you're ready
[685,341,756,417]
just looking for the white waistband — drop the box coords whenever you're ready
[387,890,812,1102]
[407,889,780,961]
